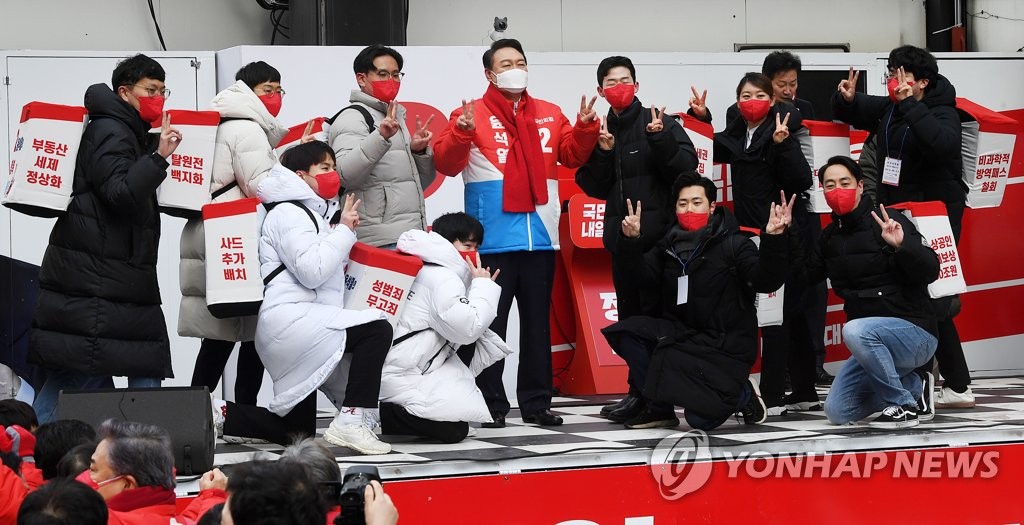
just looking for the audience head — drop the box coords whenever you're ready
[818,155,865,215]
[111,54,167,117]
[735,72,775,124]
[235,61,284,117]
[197,503,224,525]
[34,419,97,480]
[0,400,39,431]
[223,460,326,525]
[431,212,484,253]
[57,442,97,480]
[279,141,339,199]
[82,419,174,501]
[761,51,802,104]
[280,438,342,507]
[483,39,528,96]
[671,172,718,231]
[17,478,108,525]
[353,45,404,103]
[887,45,938,93]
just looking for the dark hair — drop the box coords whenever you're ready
[431,212,485,246]
[0,399,38,430]
[235,61,281,90]
[17,478,108,525]
[197,503,224,525]
[597,56,636,85]
[354,44,404,74]
[227,461,326,525]
[483,38,527,69]
[34,419,97,480]
[818,155,864,185]
[280,439,341,506]
[671,171,718,203]
[111,54,165,89]
[1,450,22,473]
[887,45,938,90]
[735,72,773,99]
[56,442,97,480]
[762,51,802,79]
[280,141,337,174]
[97,419,175,490]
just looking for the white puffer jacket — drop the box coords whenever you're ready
[255,164,385,415]
[177,80,289,341]
[379,229,510,423]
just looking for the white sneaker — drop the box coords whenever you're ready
[210,395,225,438]
[323,422,392,455]
[935,386,975,408]
[466,426,478,438]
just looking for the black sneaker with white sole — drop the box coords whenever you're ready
[869,405,919,429]
[741,377,767,425]
[624,405,679,429]
[917,371,935,422]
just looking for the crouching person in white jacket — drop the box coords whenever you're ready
[379,213,512,443]
[217,141,394,455]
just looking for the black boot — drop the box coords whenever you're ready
[607,396,645,423]
[600,387,639,418]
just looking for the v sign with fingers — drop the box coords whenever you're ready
[378,101,400,140]
[410,114,434,153]
[765,191,796,235]
[579,95,598,124]
[892,66,914,102]
[772,112,791,144]
[646,106,666,134]
[456,99,476,131]
[299,119,318,144]
[466,251,500,281]
[871,205,904,249]
[340,193,362,232]
[598,117,615,151]
[622,198,642,238]
[689,86,708,119]
[838,67,860,103]
[158,111,182,158]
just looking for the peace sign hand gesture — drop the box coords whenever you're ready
[456,99,475,131]
[773,112,791,144]
[765,191,796,235]
[646,107,666,134]
[838,67,860,103]
[688,86,708,119]
[870,205,904,248]
[892,66,914,102]
[466,252,500,281]
[157,112,182,158]
[410,114,434,152]
[579,95,598,124]
[378,101,400,140]
[598,117,615,151]
[299,119,318,144]
[621,199,642,238]
[340,193,362,232]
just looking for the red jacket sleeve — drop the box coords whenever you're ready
[556,113,600,169]
[177,489,228,524]
[22,463,44,490]
[0,465,29,525]
[433,108,477,176]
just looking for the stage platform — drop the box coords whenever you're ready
[180,377,1024,523]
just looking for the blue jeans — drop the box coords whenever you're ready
[824,317,937,425]
[33,371,161,424]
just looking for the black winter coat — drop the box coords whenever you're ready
[807,197,940,335]
[709,103,812,229]
[575,98,699,254]
[29,84,173,378]
[831,75,965,233]
[602,207,788,418]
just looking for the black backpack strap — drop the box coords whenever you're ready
[262,200,321,285]
[219,116,252,124]
[211,180,239,200]
[393,329,427,346]
[326,104,376,133]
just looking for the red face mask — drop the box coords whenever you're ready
[677,211,710,231]
[461,250,479,266]
[602,83,636,111]
[371,78,401,104]
[737,99,771,123]
[824,187,858,215]
[75,469,125,491]
[886,77,915,103]
[258,92,283,117]
[311,170,342,200]
[136,95,164,126]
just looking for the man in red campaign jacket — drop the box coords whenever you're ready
[434,38,600,427]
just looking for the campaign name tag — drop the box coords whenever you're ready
[882,156,902,186]
[676,275,689,305]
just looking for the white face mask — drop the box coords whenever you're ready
[493,68,528,94]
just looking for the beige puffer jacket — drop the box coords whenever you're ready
[177,80,288,341]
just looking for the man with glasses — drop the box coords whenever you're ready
[328,44,436,249]
[30,54,182,423]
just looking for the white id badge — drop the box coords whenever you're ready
[676,275,689,305]
[882,157,902,186]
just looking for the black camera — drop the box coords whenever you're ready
[493,16,508,32]
[334,465,381,525]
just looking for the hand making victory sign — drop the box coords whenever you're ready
[340,193,362,232]
[598,117,615,151]
[871,204,905,249]
[299,119,318,144]
[466,251,500,281]
[765,190,796,235]
[378,101,400,140]
[621,198,642,238]
[688,86,708,119]
[410,114,435,152]
[455,99,475,131]
[646,106,666,133]
[157,111,182,158]
[772,112,791,144]
[579,95,599,124]
[838,66,860,103]
[892,66,914,102]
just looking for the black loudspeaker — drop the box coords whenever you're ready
[288,0,408,46]
[56,387,214,475]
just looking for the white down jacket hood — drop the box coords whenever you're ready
[255,164,385,415]
[378,229,510,423]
